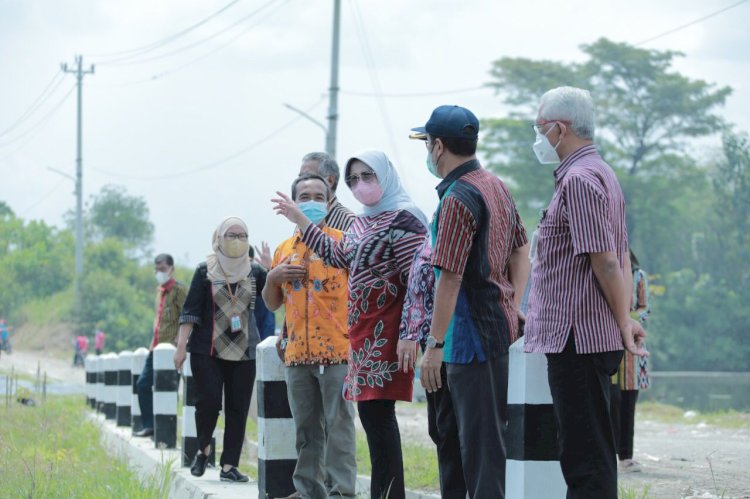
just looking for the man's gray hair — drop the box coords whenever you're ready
[538,86,595,140]
[302,152,340,190]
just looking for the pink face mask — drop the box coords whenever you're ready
[351,180,383,206]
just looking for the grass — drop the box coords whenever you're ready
[637,401,750,429]
[0,394,171,498]
[355,431,439,492]
[618,484,652,498]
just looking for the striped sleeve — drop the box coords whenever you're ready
[431,195,477,275]
[566,175,616,256]
[512,205,529,249]
[301,223,349,269]
[389,211,428,282]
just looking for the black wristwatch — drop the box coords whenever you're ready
[426,335,444,349]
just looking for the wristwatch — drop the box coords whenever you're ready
[426,335,444,349]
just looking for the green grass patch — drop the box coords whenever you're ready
[355,431,439,492]
[20,288,74,327]
[637,401,750,429]
[0,395,171,498]
[618,483,652,498]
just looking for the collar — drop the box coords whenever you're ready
[553,144,598,185]
[161,278,176,293]
[436,159,480,197]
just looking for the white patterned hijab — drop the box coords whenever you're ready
[345,149,428,228]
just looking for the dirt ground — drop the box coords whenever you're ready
[4,350,748,498]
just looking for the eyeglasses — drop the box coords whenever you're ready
[345,171,377,186]
[532,119,570,134]
[225,232,248,241]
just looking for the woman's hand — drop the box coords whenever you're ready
[396,339,418,373]
[174,345,187,372]
[272,191,311,232]
[254,241,272,269]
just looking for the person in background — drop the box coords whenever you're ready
[0,318,11,357]
[174,217,263,483]
[272,150,428,499]
[134,253,187,438]
[94,328,106,355]
[298,152,355,232]
[73,335,88,367]
[248,245,275,340]
[263,173,356,499]
[611,249,651,473]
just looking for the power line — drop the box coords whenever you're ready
[89,0,244,61]
[90,98,325,181]
[19,177,69,216]
[636,0,748,46]
[97,0,280,66]
[0,71,64,138]
[340,85,487,98]
[0,85,76,148]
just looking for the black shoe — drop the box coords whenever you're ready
[190,452,209,477]
[219,467,249,483]
[133,427,154,437]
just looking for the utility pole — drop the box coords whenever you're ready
[61,55,94,318]
[325,0,341,157]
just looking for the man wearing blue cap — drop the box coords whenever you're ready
[410,105,530,498]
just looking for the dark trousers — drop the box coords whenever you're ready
[190,353,255,467]
[610,385,639,460]
[546,333,623,499]
[357,399,405,499]
[426,364,467,499]
[136,351,155,429]
[446,354,508,499]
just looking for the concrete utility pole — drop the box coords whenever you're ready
[325,0,341,157]
[61,55,94,316]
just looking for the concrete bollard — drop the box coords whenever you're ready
[506,336,566,499]
[116,351,133,427]
[131,347,149,432]
[153,343,178,449]
[84,354,96,408]
[102,353,119,420]
[256,336,296,499]
[95,355,105,413]
[181,355,215,467]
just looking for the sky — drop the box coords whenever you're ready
[1,0,749,266]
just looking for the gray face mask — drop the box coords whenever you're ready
[532,123,561,164]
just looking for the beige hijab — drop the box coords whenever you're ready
[206,216,252,284]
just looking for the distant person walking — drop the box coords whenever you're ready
[523,86,647,498]
[273,150,428,499]
[73,335,88,367]
[1,318,12,357]
[94,328,106,355]
[174,217,264,483]
[134,253,187,438]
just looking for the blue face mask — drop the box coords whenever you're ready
[298,201,328,225]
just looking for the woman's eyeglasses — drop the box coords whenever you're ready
[345,171,377,186]
[225,232,248,241]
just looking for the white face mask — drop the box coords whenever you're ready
[155,271,171,285]
[532,123,561,164]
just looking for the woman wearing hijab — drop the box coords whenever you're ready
[173,216,265,483]
[272,150,427,499]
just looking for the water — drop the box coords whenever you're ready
[639,371,750,412]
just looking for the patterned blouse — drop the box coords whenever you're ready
[399,236,434,347]
[303,209,427,402]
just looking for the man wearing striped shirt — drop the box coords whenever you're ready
[413,105,530,498]
[299,152,355,232]
[524,86,647,498]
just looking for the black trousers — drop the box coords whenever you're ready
[610,385,639,460]
[426,364,467,499]
[190,353,255,467]
[357,399,405,499]
[546,334,623,499]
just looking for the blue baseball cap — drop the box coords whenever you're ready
[410,105,479,140]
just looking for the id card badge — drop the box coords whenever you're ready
[230,314,242,332]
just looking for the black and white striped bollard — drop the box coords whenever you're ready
[95,355,104,413]
[131,347,149,432]
[84,354,96,408]
[116,351,133,427]
[153,343,178,449]
[506,336,566,498]
[181,354,215,467]
[103,353,119,420]
[257,336,296,498]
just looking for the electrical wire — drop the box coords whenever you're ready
[97,0,280,66]
[90,98,325,180]
[89,0,244,61]
[19,177,69,216]
[0,71,64,138]
[635,0,748,46]
[341,85,487,98]
[0,85,76,148]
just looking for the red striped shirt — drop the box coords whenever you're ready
[524,145,628,354]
